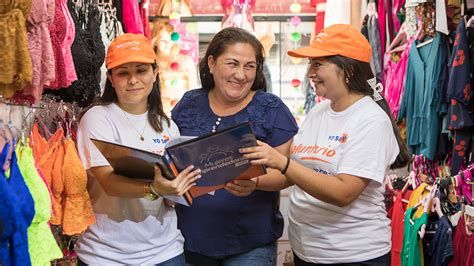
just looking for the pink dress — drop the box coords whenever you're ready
[383,38,414,118]
[60,0,77,86]
[21,0,55,102]
[122,0,144,34]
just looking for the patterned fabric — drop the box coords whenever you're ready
[0,0,33,99]
[447,18,473,174]
[416,3,435,38]
[16,0,55,103]
[45,2,105,107]
[17,145,63,265]
[47,0,67,89]
[61,138,95,235]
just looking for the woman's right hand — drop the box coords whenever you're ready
[152,165,201,196]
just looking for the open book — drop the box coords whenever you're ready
[91,121,266,206]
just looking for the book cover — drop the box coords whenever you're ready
[91,121,266,206]
[165,121,266,198]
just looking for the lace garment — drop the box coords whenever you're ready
[62,138,96,235]
[18,0,55,102]
[45,2,105,107]
[17,145,63,264]
[0,0,33,98]
[1,144,34,265]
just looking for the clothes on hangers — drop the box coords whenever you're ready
[0,0,33,99]
[17,143,63,264]
[449,215,474,266]
[0,143,34,265]
[401,207,428,266]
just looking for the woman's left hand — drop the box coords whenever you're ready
[225,179,257,197]
[240,140,288,171]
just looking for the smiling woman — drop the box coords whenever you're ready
[74,33,201,265]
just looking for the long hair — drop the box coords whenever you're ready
[80,63,170,133]
[199,27,266,92]
[325,56,411,169]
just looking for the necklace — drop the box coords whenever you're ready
[211,117,222,133]
[121,109,148,141]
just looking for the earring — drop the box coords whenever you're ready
[210,70,213,74]
[345,77,349,84]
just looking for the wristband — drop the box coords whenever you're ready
[281,157,290,175]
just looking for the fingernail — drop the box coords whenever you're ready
[189,165,194,169]
[196,175,202,179]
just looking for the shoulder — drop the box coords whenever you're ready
[179,89,206,103]
[81,104,115,124]
[252,91,285,109]
[172,89,206,114]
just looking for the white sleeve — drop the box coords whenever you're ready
[337,119,399,183]
[169,119,181,138]
[76,108,115,170]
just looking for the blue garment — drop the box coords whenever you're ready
[157,253,186,266]
[427,216,454,266]
[398,33,446,160]
[0,144,20,266]
[0,144,33,266]
[172,89,298,257]
[184,241,276,266]
[447,18,473,174]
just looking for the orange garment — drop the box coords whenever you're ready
[32,123,47,161]
[407,183,430,218]
[37,128,63,188]
[49,142,64,225]
[62,138,95,235]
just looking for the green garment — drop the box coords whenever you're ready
[401,207,428,266]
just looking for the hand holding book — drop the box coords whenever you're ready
[152,165,201,197]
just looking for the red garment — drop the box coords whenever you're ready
[449,216,474,266]
[311,0,325,34]
[390,189,412,266]
[140,0,150,39]
[378,0,386,65]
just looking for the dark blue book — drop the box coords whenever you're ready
[91,121,266,206]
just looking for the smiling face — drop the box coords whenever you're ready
[208,42,257,103]
[307,58,348,101]
[107,62,158,112]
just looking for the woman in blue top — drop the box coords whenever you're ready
[172,27,298,265]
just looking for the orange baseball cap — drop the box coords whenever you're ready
[106,33,157,70]
[288,24,372,63]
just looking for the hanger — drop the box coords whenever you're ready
[389,23,408,54]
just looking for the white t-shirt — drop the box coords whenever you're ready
[288,97,399,263]
[76,103,184,265]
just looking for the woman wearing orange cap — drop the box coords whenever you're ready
[240,24,412,265]
[75,33,200,265]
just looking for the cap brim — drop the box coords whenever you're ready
[287,46,337,58]
[107,55,156,70]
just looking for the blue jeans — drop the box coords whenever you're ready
[77,253,186,266]
[185,242,276,266]
[158,253,186,266]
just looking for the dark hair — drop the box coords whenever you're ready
[325,56,411,169]
[80,63,170,133]
[199,27,266,91]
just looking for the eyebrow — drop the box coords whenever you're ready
[223,58,257,65]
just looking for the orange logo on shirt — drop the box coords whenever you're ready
[291,144,336,164]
